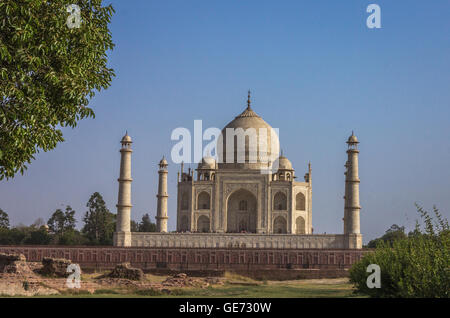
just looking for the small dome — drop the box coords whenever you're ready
[277,156,293,170]
[198,156,216,169]
[159,157,168,166]
[347,132,359,144]
[121,132,132,143]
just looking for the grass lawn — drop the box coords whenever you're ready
[31,277,361,298]
[167,281,357,298]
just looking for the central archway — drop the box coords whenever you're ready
[227,189,257,233]
[197,215,210,232]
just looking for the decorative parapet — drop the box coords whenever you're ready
[129,233,360,249]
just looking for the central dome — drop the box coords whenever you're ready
[217,93,279,169]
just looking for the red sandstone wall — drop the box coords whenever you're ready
[0,246,369,271]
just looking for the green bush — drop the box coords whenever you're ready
[366,224,407,248]
[93,289,120,295]
[350,204,450,298]
[0,226,51,245]
[57,230,90,245]
[134,288,165,296]
[23,228,52,245]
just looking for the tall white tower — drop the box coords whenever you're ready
[343,132,362,248]
[156,156,169,232]
[114,132,132,246]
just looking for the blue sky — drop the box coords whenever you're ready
[1,0,449,242]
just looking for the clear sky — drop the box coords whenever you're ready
[0,0,449,243]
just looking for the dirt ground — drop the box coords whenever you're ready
[0,261,354,297]
[0,261,225,296]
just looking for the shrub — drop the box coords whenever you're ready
[350,204,450,298]
[134,288,165,296]
[93,289,120,295]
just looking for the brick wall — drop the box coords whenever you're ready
[0,245,369,272]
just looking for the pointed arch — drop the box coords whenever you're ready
[227,189,257,233]
[273,216,287,234]
[296,192,306,211]
[197,215,210,233]
[273,192,287,210]
[295,216,306,234]
[197,191,210,210]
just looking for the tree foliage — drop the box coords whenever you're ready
[82,192,115,245]
[367,224,408,248]
[0,208,10,229]
[0,224,51,245]
[350,204,450,298]
[138,213,157,232]
[23,227,52,245]
[47,205,76,235]
[0,0,115,179]
[56,229,89,245]
[0,195,107,246]
[130,219,139,232]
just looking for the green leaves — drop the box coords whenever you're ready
[82,192,115,245]
[350,205,450,298]
[0,0,115,179]
[47,205,76,235]
[0,208,9,229]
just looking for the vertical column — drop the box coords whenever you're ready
[344,132,362,249]
[256,183,262,233]
[214,175,222,232]
[156,157,169,232]
[308,162,312,234]
[114,132,132,247]
[343,160,349,234]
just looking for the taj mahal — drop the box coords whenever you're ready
[113,93,362,250]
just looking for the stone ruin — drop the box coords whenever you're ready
[107,262,144,281]
[0,253,33,275]
[161,273,222,288]
[40,257,73,277]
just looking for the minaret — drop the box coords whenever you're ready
[307,162,312,233]
[343,132,362,249]
[114,132,132,246]
[156,156,169,232]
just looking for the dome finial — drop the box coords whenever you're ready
[121,131,132,144]
[247,90,251,110]
[347,131,359,145]
[159,155,168,167]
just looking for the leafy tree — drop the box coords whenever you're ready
[82,192,115,245]
[130,215,157,232]
[57,229,89,245]
[47,209,65,234]
[0,227,27,244]
[407,223,422,238]
[367,224,407,248]
[138,213,157,232]
[350,204,450,298]
[130,220,139,232]
[0,0,115,179]
[0,228,13,244]
[0,208,10,229]
[47,205,76,235]
[24,228,52,245]
[31,218,46,228]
